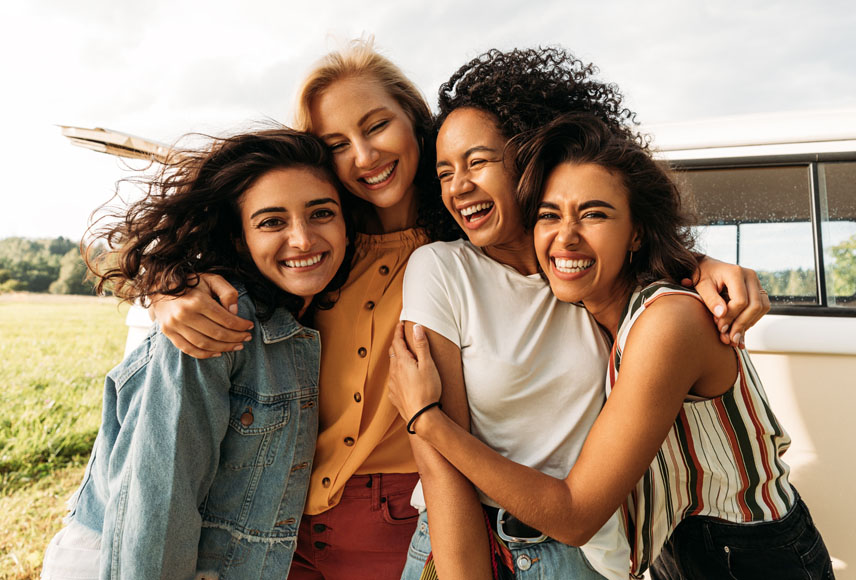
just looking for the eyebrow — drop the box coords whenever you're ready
[249,197,340,220]
[436,145,501,169]
[537,199,616,210]
[319,107,389,140]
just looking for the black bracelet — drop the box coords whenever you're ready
[406,401,442,435]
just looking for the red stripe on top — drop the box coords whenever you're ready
[712,394,754,520]
[737,359,781,520]
[676,409,706,516]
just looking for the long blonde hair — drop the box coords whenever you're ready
[293,38,431,134]
[292,38,461,242]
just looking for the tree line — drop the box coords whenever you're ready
[0,237,97,295]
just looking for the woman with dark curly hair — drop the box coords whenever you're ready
[388,113,833,580]
[388,48,769,580]
[41,128,354,579]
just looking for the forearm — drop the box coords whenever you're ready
[410,435,492,580]
[414,409,601,546]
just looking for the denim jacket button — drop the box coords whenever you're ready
[516,554,532,571]
[240,410,254,427]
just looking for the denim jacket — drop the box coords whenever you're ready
[68,284,320,579]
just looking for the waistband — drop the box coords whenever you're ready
[340,473,419,500]
[681,495,813,550]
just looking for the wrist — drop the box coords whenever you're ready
[406,401,442,435]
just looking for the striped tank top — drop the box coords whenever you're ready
[607,282,796,577]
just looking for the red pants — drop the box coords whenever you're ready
[288,473,420,580]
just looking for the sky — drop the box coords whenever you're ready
[1,0,855,241]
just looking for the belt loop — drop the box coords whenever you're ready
[372,474,382,510]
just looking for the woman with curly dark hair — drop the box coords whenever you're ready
[388,113,832,580]
[41,128,354,579]
[385,47,770,580]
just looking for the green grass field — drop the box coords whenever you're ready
[0,294,129,579]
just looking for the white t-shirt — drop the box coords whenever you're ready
[401,239,629,579]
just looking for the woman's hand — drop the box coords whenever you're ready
[387,322,443,428]
[150,274,254,359]
[685,256,771,348]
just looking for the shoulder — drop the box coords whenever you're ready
[625,283,721,360]
[407,240,474,276]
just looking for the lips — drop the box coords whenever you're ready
[359,161,397,187]
[283,253,325,269]
[457,201,495,226]
[553,257,595,273]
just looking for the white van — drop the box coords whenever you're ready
[647,109,856,578]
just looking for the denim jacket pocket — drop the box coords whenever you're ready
[221,387,290,470]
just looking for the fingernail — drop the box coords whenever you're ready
[732,332,742,346]
[232,344,244,352]
[243,335,253,342]
[714,305,725,318]
[229,304,238,314]
[719,324,729,334]
[413,324,425,340]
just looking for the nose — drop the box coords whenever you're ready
[555,217,581,247]
[352,137,380,169]
[288,220,313,251]
[448,170,474,196]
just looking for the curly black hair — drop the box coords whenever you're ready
[436,47,644,147]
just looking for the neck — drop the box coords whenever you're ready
[481,232,539,276]
[583,278,636,339]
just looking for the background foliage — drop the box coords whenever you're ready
[0,237,97,295]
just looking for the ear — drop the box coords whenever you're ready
[630,226,643,252]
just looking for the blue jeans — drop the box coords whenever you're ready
[401,511,607,580]
[650,496,834,579]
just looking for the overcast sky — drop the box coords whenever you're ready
[2,0,854,240]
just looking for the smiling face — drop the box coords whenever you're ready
[309,76,420,232]
[534,162,641,315]
[435,108,526,249]
[239,167,347,314]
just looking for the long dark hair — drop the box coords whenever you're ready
[86,127,355,320]
[515,113,698,287]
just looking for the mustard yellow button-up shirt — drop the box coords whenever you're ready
[306,228,429,514]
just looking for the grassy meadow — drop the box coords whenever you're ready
[0,293,129,579]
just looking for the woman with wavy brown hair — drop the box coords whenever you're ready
[41,128,354,579]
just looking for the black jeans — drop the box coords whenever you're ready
[650,496,834,579]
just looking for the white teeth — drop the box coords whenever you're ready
[459,202,493,217]
[284,254,323,268]
[363,163,395,185]
[554,258,594,273]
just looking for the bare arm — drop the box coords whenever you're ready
[688,256,770,348]
[394,322,492,580]
[388,297,736,546]
[150,273,254,358]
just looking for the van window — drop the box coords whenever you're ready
[820,161,856,306]
[678,162,856,311]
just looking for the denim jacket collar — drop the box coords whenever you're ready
[232,282,305,344]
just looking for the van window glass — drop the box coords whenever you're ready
[680,165,817,304]
[820,161,856,306]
